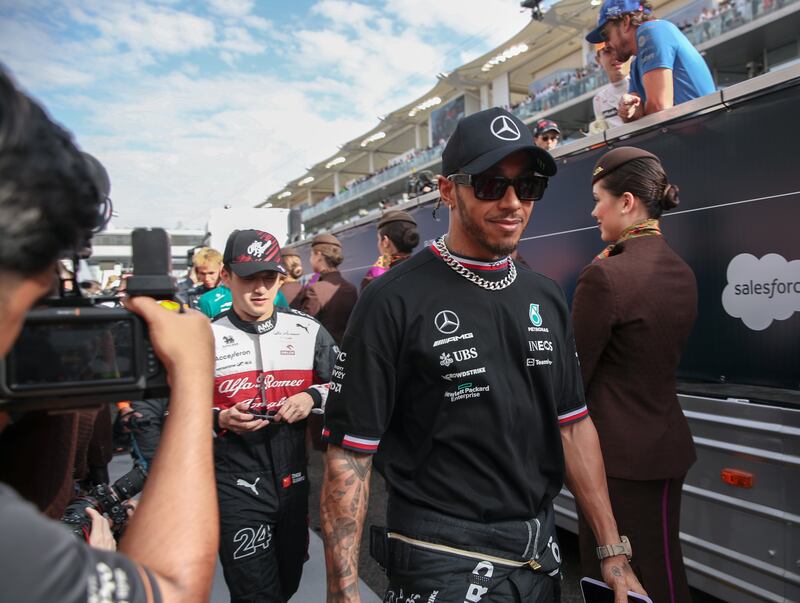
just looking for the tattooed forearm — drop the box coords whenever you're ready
[345,450,371,481]
[321,444,373,603]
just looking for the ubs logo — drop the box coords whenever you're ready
[434,310,460,334]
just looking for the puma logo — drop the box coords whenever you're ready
[296,323,309,333]
[236,477,260,496]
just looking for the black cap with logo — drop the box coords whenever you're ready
[223,229,287,277]
[533,119,560,137]
[441,107,557,178]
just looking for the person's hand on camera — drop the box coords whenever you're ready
[118,407,144,433]
[122,295,213,376]
[124,498,138,520]
[273,392,313,424]
[86,508,116,551]
[219,401,270,434]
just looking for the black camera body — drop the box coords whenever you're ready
[0,306,168,412]
[61,464,147,540]
[0,227,175,412]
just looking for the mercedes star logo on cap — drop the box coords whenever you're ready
[490,115,522,141]
[435,310,460,334]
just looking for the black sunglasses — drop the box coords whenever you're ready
[448,173,548,201]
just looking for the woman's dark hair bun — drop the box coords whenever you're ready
[661,183,680,210]
[402,229,420,248]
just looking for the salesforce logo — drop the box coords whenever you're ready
[721,253,800,331]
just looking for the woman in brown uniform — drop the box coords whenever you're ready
[360,210,419,291]
[573,147,697,603]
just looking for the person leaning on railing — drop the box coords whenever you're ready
[586,0,716,123]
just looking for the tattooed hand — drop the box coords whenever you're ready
[600,556,647,603]
[321,444,373,603]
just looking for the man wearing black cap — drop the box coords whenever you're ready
[321,107,645,602]
[210,229,337,602]
[533,119,561,151]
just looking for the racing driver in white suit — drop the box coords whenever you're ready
[210,229,336,602]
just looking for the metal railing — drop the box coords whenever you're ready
[301,142,445,222]
[681,0,798,45]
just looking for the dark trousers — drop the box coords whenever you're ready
[385,539,558,603]
[578,476,691,603]
[383,496,561,603]
[215,429,310,602]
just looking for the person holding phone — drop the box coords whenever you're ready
[572,147,697,603]
[210,229,337,602]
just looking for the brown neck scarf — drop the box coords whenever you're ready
[594,218,661,261]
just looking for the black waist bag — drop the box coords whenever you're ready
[370,495,561,577]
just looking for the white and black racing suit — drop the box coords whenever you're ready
[211,307,336,602]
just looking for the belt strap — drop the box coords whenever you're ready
[387,532,543,571]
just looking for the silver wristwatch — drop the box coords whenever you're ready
[596,535,632,560]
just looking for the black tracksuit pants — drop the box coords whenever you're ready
[214,422,310,603]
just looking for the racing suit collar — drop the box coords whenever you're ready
[227,308,278,335]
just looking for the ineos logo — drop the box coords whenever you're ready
[490,115,521,141]
[434,310,460,334]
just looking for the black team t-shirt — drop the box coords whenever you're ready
[323,244,588,522]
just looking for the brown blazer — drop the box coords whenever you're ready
[280,281,303,307]
[296,271,358,344]
[572,235,698,480]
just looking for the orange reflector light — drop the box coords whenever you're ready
[721,468,754,488]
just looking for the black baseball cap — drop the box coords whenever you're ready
[441,108,557,178]
[223,229,287,277]
[533,119,560,137]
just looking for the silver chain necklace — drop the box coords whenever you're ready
[433,236,517,291]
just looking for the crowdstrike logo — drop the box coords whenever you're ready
[722,253,800,330]
[490,115,521,141]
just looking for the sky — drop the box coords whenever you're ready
[0,0,532,229]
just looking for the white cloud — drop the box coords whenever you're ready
[68,4,217,56]
[1,0,530,230]
[207,0,256,18]
[311,0,380,29]
[219,26,266,55]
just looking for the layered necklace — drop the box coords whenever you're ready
[433,236,517,291]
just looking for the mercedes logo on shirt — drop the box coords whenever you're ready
[434,310,460,334]
[490,115,521,141]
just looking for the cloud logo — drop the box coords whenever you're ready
[721,253,800,331]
